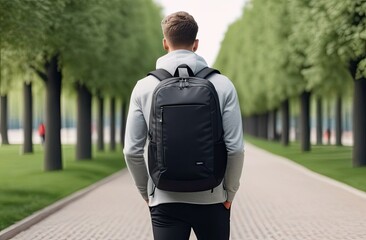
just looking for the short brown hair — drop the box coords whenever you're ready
[161,11,198,47]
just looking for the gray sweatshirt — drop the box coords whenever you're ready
[123,50,244,207]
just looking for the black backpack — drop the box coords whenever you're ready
[147,64,227,192]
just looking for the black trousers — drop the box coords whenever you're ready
[150,203,230,240]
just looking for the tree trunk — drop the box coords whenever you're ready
[335,95,342,146]
[247,115,258,137]
[316,97,323,145]
[258,112,269,139]
[353,78,366,167]
[44,56,62,171]
[244,116,254,136]
[97,95,104,151]
[23,82,33,153]
[0,94,9,145]
[110,97,116,151]
[243,115,249,135]
[120,101,127,148]
[281,99,289,146]
[254,114,260,137]
[300,91,311,152]
[76,84,92,160]
[268,109,277,141]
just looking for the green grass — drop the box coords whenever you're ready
[246,136,366,193]
[0,144,125,231]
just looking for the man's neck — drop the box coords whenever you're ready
[168,46,194,52]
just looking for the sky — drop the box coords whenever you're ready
[154,0,247,66]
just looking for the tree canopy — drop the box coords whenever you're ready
[1,0,164,169]
[214,0,365,115]
[215,0,366,164]
[1,0,163,97]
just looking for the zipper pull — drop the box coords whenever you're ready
[160,107,164,123]
[184,79,189,88]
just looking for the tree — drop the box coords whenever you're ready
[315,97,323,145]
[0,95,9,145]
[0,49,25,146]
[215,0,307,148]
[23,81,33,153]
[304,0,365,165]
[215,0,363,158]
[76,84,92,159]
[1,0,164,168]
[1,0,69,169]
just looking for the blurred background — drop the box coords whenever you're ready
[0,0,365,233]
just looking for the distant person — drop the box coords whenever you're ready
[38,122,45,144]
[124,11,244,240]
[325,128,331,145]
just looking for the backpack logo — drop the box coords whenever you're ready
[147,64,227,192]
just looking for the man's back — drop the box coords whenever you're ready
[123,11,244,240]
[124,49,244,206]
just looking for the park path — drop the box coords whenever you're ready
[8,143,366,240]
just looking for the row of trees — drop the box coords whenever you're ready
[0,0,164,170]
[215,0,366,166]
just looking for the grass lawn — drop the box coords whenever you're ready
[246,136,366,193]
[0,144,125,231]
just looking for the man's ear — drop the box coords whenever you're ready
[163,38,169,51]
[192,39,199,52]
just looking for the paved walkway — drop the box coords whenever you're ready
[9,144,366,240]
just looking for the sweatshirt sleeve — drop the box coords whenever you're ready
[123,83,149,201]
[222,81,245,202]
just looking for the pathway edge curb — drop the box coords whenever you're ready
[0,170,125,240]
[251,143,366,200]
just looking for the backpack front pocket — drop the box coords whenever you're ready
[160,104,214,180]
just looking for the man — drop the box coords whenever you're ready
[124,11,244,240]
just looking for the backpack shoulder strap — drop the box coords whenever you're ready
[147,69,173,81]
[195,67,220,79]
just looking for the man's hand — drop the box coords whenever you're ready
[223,201,231,210]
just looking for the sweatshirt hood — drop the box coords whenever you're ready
[156,50,208,76]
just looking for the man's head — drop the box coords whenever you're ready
[161,11,199,52]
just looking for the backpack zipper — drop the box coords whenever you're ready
[160,107,164,123]
[160,107,166,168]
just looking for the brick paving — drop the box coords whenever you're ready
[9,143,366,240]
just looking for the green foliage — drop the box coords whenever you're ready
[58,0,164,98]
[297,0,355,96]
[0,144,125,231]
[0,0,163,98]
[0,0,65,50]
[215,0,365,115]
[89,0,164,99]
[0,49,19,94]
[215,0,298,115]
